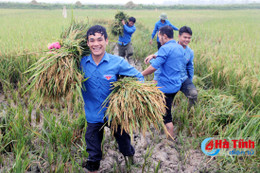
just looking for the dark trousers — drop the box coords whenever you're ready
[85,122,135,171]
[180,78,198,110]
[163,78,197,124]
[157,42,162,50]
[164,93,177,124]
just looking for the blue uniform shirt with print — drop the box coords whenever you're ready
[80,52,143,123]
[152,45,194,82]
[150,40,185,94]
[118,24,136,46]
[151,20,178,43]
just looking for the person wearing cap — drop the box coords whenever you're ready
[118,17,136,61]
[149,13,178,50]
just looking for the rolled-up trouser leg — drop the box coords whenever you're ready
[118,43,126,58]
[126,43,134,60]
[188,89,198,110]
[180,78,198,111]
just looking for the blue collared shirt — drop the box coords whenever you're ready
[151,20,178,43]
[152,45,194,82]
[150,40,185,93]
[118,24,136,46]
[80,52,143,123]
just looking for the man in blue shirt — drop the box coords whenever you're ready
[149,13,178,50]
[118,17,136,61]
[81,25,143,172]
[142,25,184,138]
[177,26,197,110]
[148,26,198,111]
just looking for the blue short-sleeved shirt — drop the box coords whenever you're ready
[118,24,136,46]
[80,52,144,123]
[152,45,194,82]
[151,20,178,43]
[150,40,185,93]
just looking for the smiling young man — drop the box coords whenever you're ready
[118,17,136,61]
[177,26,198,110]
[81,25,143,173]
[142,25,185,138]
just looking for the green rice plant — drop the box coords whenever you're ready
[103,77,167,139]
[142,146,154,173]
[24,20,90,104]
[154,160,161,173]
[0,53,36,93]
[12,146,31,173]
[110,11,129,36]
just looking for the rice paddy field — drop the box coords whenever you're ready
[0,8,259,172]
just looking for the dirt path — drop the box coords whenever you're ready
[96,127,216,173]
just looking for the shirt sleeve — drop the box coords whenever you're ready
[118,58,144,81]
[153,68,161,81]
[148,52,160,81]
[150,47,168,69]
[151,23,158,39]
[186,50,194,81]
[124,24,136,34]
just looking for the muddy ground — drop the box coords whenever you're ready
[93,127,217,173]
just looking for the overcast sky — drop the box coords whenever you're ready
[1,0,259,4]
[2,0,158,4]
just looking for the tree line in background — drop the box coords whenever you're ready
[0,1,260,10]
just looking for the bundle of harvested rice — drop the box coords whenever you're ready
[25,20,90,103]
[103,77,168,138]
[111,11,129,36]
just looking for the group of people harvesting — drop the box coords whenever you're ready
[50,12,198,172]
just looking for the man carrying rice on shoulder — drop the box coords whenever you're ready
[80,25,143,173]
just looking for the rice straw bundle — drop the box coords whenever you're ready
[103,77,168,138]
[111,11,129,36]
[25,20,90,103]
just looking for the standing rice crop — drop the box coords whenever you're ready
[111,11,129,36]
[24,20,90,103]
[103,77,168,138]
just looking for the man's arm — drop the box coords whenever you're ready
[142,48,167,76]
[168,21,178,31]
[150,23,158,44]
[141,65,157,76]
[123,24,136,34]
[144,54,157,64]
[186,51,194,81]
